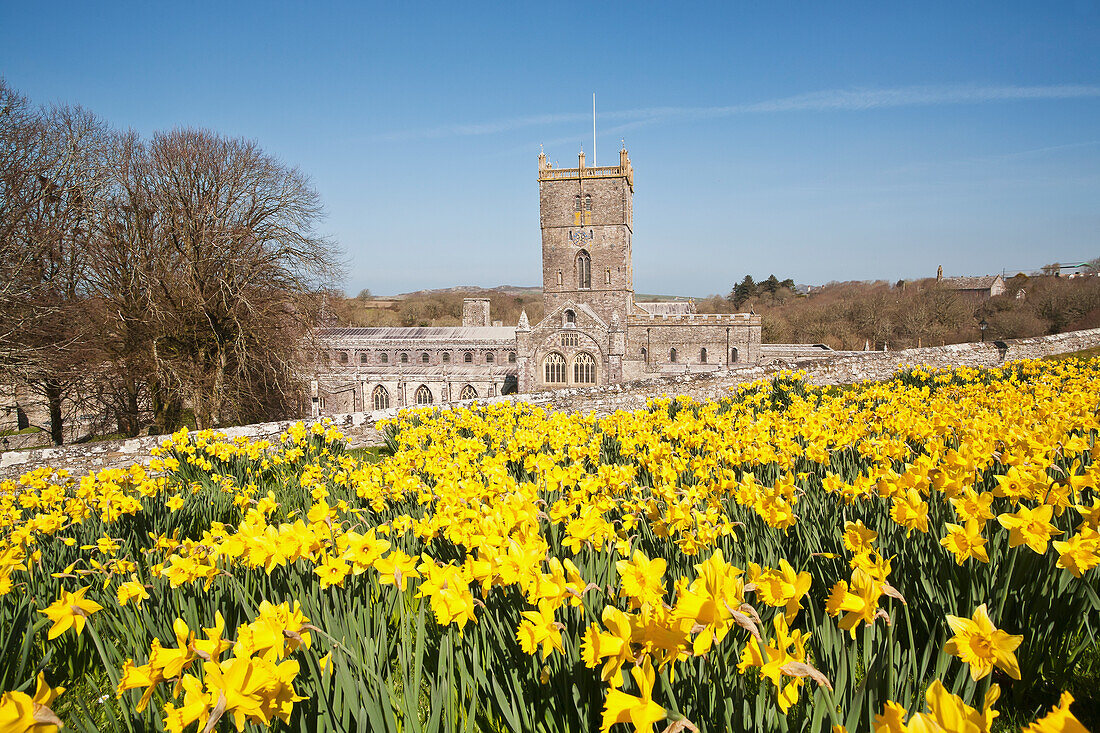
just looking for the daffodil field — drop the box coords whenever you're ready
[2,359,1098,733]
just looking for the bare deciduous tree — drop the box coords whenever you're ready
[137,129,339,429]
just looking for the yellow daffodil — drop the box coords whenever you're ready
[38,586,103,640]
[943,603,1023,681]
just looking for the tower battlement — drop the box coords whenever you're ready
[538,148,634,189]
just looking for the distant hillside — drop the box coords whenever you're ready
[336,286,704,328]
[391,285,542,299]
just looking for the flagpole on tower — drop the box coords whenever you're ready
[592,93,596,166]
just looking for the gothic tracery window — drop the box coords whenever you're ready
[543,352,566,383]
[459,384,478,400]
[371,385,390,410]
[561,332,578,347]
[576,250,591,289]
[573,352,596,384]
[414,385,433,405]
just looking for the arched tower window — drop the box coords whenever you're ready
[508,352,516,363]
[459,384,478,400]
[564,309,575,325]
[414,385,433,405]
[573,352,596,384]
[543,352,566,384]
[576,250,591,289]
[574,195,581,212]
[584,194,592,211]
[700,348,708,363]
[641,347,648,363]
[730,347,739,363]
[670,348,678,363]
[371,386,390,410]
[360,353,368,364]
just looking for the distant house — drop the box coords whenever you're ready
[935,267,1005,300]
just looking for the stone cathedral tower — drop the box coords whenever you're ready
[538,145,635,324]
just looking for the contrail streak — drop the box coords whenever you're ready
[373,84,1100,142]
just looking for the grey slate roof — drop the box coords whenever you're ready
[635,301,694,315]
[939,276,1000,290]
[317,326,516,340]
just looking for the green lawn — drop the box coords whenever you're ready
[1043,346,1100,362]
[344,444,388,463]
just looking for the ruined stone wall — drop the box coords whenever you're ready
[6,328,1100,481]
[461,299,491,328]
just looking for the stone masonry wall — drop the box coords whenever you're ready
[5,327,1100,481]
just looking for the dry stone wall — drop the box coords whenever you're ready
[4,327,1099,481]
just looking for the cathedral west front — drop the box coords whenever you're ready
[312,146,761,414]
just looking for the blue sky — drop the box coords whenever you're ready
[2,1,1098,296]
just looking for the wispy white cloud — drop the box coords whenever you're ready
[375,84,1100,143]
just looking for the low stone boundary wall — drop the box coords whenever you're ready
[4,327,1099,481]
[0,431,51,452]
